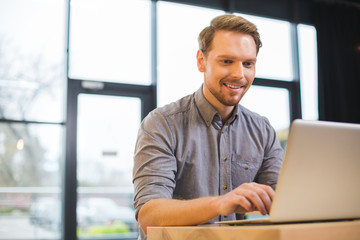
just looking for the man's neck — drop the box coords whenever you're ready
[202,86,235,124]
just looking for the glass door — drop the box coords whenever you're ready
[64,79,155,240]
[76,94,140,239]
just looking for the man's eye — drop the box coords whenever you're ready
[243,62,253,67]
[222,60,233,64]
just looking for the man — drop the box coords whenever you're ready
[133,14,283,239]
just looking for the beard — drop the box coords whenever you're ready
[205,78,248,107]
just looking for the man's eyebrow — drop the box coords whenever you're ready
[216,55,237,59]
[216,55,257,62]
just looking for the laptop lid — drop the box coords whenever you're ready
[269,119,360,222]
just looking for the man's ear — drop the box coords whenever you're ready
[196,49,206,72]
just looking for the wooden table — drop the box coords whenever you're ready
[148,220,360,240]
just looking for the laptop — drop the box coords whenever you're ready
[217,119,360,225]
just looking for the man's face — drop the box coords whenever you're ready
[197,30,257,110]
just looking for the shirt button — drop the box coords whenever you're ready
[223,185,227,190]
[222,157,227,161]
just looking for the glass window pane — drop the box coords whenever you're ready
[69,0,151,85]
[236,13,294,81]
[241,86,290,147]
[0,123,63,239]
[0,0,66,122]
[77,94,140,239]
[298,24,318,120]
[157,1,224,107]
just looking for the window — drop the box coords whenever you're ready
[0,1,319,240]
[0,0,66,122]
[298,24,318,120]
[0,0,66,239]
[69,0,152,85]
[0,123,64,239]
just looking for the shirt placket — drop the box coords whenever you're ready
[219,124,232,221]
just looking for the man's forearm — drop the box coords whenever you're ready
[138,182,274,234]
[138,197,221,234]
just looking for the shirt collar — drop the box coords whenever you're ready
[228,105,239,125]
[194,85,239,127]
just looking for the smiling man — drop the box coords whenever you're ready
[133,14,283,240]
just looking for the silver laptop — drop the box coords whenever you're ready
[217,119,360,225]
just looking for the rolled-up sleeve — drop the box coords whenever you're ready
[132,110,177,220]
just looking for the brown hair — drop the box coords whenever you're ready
[198,14,262,55]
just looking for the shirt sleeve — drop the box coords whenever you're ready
[255,119,284,189]
[132,110,177,220]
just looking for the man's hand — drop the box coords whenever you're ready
[217,182,275,216]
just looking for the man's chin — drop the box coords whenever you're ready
[221,98,241,107]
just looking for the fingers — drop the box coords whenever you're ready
[234,183,274,215]
[218,189,257,216]
[251,183,275,213]
[235,195,256,213]
[257,183,275,201]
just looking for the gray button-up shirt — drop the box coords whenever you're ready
[133,86,283,239]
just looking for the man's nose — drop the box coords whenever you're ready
[232,63,245,79]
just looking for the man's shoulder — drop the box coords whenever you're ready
[141,93,195,130]
[140,93,196,138]
[151,93,195,118]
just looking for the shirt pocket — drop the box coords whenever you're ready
[231,154,262,188]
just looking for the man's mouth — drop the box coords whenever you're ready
[223,83,242,89]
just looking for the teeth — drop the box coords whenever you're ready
[224,83,241,89]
